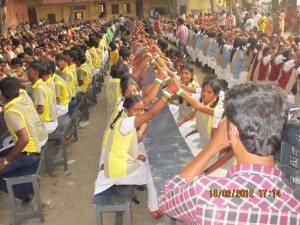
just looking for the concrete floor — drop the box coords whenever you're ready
[0,64,206,225]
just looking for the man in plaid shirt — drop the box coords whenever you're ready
[159,82,300,225]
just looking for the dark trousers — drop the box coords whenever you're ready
[178,43,190,58]
[68,98,78,115]
[0,153,40,200]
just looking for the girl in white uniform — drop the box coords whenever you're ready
[95,69,177,218]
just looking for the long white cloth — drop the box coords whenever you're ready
[95,142,159,212]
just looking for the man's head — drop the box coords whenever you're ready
[55,53,68,70]
[63,50,78,65]
[224,81,288,156]
[177,18,184,25]
[0,77,20,101]
[28,61,44,82]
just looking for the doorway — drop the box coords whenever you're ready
[48,13,56,24]
[135,0,143,18]
[27,4,37,26]
[98,3,106,18]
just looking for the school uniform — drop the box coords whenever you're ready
[178,80,200,120]
[249,53,263,81]
[195,99,223,150]
[52,73,71,116]
[78,63,92,94]
[253,55,272,81]
[94,114,159,212]
[268,55,284,81]
[44,76,57,105]
[0,94,47,200]
[32,79,58,133]
[278,60,298,99]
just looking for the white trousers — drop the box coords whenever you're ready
[56,104,68,117]
[43,119,58,134]
[94,161,159,212]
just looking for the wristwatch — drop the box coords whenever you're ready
[3,157,10,165]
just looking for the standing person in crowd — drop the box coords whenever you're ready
[265,13,273,36]
[218,10,226,28]
[175,18,191,59]
[253,10,261,30]
[241,7,248,19]
[153,16,162,36]
[277,50,300,101]
[245,13,254,32]
[159,81,300,224]
[292,10,300,35]
[257,12,266,32]
[279,8,285,36]
[225,14,233,28]
[268,44,286,81]
[119,14,125,33]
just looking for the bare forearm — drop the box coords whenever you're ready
[181,85,196,93]
[179,144,217,180]
[6,129,29,161]
[181,92,214,116]
[134,96,168,128]
[143,82,160,106]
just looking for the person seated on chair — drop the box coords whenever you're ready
[159,81,300,224]
[27,61,58,133]
[0,77,47,203]
[95,69,177,218]
[48,60,71,117]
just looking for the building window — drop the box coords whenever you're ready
[123,3,131,14]
[74,12,83,20]
[98,4,104,13]
[111,4,119,14]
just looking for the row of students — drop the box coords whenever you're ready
[161,18,300,105]
[0,19,117,205]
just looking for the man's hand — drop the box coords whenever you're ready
[167,79,180,93]
[207,117,230,154]
[176,119,185,127]
[156,67,168,80]
[0,157,7,170]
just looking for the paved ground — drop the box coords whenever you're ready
[0,63,207,225]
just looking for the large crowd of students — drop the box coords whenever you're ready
[0,10,300,224]
[0,17,114,205]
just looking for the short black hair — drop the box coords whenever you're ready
[78,54,86,64]
[224,81,288,156]
[24,47,34,56]
[29,61,44,78]
[0,77,20,100]
[63,50,78,61]
[55,53,67,61]
[110,61,129,78]
[177,18,184,24]
[109,41,117,51]
[11,57,22,66]
[48,60,56,74]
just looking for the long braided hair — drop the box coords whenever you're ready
[110,94,143,129]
